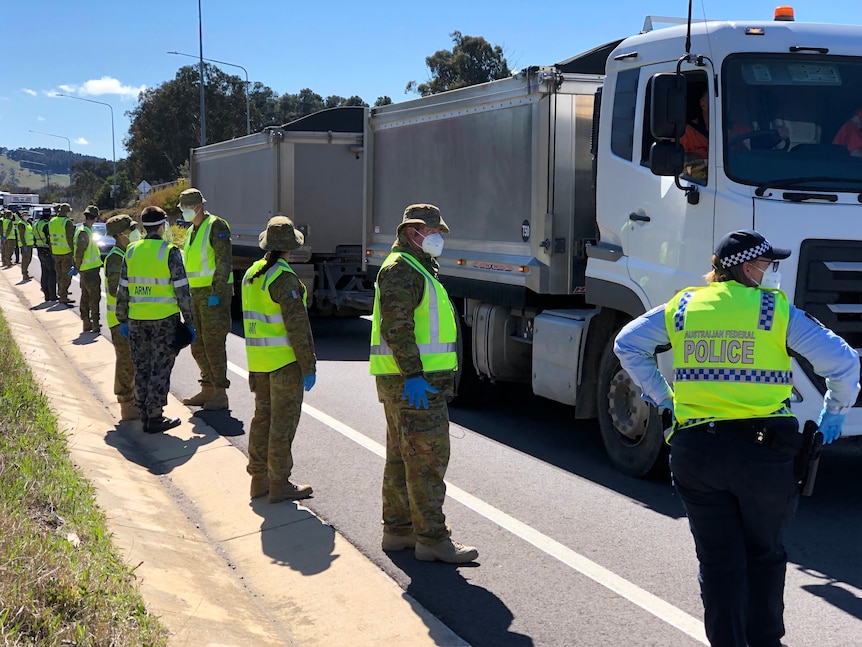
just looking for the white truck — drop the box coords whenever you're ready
[190,107,374,316]
[364,9,862,476]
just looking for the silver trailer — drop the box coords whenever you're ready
[190,107,373,315]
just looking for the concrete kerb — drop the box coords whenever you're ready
[0,268,468,647]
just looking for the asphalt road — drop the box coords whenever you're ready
[48,263,862,646]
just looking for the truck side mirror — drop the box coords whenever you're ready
[649,141,685,176]
[650,73,687,140]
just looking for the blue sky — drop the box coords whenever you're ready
[2,0,856,170]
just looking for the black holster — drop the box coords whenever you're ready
[795,420,824,497]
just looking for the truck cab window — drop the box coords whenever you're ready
[679,74,710,184]
[611,68,639,161]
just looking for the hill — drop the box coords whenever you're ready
[0,155,70,191]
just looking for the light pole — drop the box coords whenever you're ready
[56,94,117,207]
[198,0,206,147]
[29,130,72,189]
[18,148,47,191]
[168,51,250,135]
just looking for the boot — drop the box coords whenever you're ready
[119,401,139,421]
[382,533,418,551]
[91,321,101,334]
[202,387,229,411]
[269,481,313,503]
[145,416,181,434]
[182,384,214,406]
[82,318,92,332]
[250,474,270,499]
[415,538,479,564]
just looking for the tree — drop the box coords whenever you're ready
[406,31,510,96]
[374,96,393,107]
[93,171,136,210]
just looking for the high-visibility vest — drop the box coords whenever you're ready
[103,246,125,328]
[122,239,182,320]
[664,281,793,425]
[1,218,13,240]
[33,220,50,248]
[18,220,34,246]
[7,218,19,242]
[48,216,72,255]
[75,225,101,270]
[183,214,233,288]
[369,251,458,375]
[242,258,307,372]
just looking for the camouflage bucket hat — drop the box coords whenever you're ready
[58,203,72,214]
[177,188,206,207]
[259,216,304,252]
[106,214,137,237]
[396,203,449,234]
[83,205,100,219]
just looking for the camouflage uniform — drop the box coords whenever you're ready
[104,244,134,403]
[116,235,194,423]
[50,214,76,302]
[375,241,456,544]
[1,213,15,267]
[14,216,32,280]
[75,224,102,329]
[33,217,57,300]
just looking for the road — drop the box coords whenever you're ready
[46,265,862,645]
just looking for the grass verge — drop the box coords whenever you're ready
[0,312,168,646]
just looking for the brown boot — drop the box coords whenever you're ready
[250,474,270,499]
[202,387,229,411]
[269,481,313,503]
[182,384,214,406]
[82,318,92,332]
[119,401,140,421]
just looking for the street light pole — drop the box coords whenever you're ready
[29,130,72,190]
[56,94,117,208]
[168,51,250,135]
[198,0,206,147]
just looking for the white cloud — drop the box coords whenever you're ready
[56,77,146,101]
[37,116,45,121]
[75,138,89,145]
[22,88,37,96]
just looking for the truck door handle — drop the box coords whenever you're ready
[629,212,650,222]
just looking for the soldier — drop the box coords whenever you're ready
[72,205,103,333]
[370,203,478,564]
[1,211,15,268]
[33,208,57,301]
[104,214,141,421]
[242,216,317,503]
[15,210,34,281]
[49,203,76,305]
[116,206,195,434]
[178,188,233,411]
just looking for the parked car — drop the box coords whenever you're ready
[75,222,115,260]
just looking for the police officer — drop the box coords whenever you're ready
[177,188,233,411]
[15,210,34,281]
[49,203,76,305]
[104,214,141,421]
[33,207,57,301]
[116,206,195,434]
[614,230,860,647]
[72,205,103,333]
[370,204,478,564]
[242,216,317,503]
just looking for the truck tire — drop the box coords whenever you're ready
[596,332,668,478]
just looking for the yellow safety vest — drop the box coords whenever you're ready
[369,252,458,375]
[75,225,101,271]
[103,246,125,328]
[7,218,19,242]
[183,214,233,288]
[242,258,307,372]
[1,218,13,240]
[123,239,182,320]
[33,220,51,248]
[48,216,72,255]
[664,281,793,425]
[19,220,34,246]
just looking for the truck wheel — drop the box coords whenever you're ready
[596,334,668,478]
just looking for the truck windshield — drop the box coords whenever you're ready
[722,54,862,192]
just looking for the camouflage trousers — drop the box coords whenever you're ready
[19,246,32,279]
[37,248,56,300]
[129,314,179,422]
[247,361,304,483]
[111,324,135,403]
[79,269,101,326]
[378,374,453,544]
[54,253,74,300]
[189,288,231,388]
[1,239,14,266]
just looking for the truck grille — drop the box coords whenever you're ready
[794,240,862,406]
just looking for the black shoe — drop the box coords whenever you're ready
[145,416,181,434]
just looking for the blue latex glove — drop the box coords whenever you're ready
[21,246,29,252]
[303,374,316,392]
[186,325,197,345]
[817,408,846,444]
[207,295,220,307]
[68,266,78,277]
[118,323,130,339]
[401,377,438,410]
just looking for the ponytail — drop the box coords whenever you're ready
[247,251,281,284]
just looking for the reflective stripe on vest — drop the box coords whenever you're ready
[48,216,72,255]
[123,239,181,320]
[75,225,101,271]
[33,220,50,248]
[19,221,34,246]
[1,219,13,240]
[664,282,793,425]
[369,251,458,375]
[7,218,19,242]
[103,246,125,328]
[183,215,233,288]
[241,257,307,372]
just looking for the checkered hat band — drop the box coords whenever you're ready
[719,241,770,268]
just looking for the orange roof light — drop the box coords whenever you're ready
[774,6,795,21]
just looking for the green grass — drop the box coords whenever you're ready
[0,156,69,191]
[0,313,168,646]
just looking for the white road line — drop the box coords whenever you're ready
[226,360,708,644]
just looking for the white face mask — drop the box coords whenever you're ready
[417,231,445,257]
[181,207,196,223]
[752,263,781,290]
[161,225,173,243]
[127,229,141,243]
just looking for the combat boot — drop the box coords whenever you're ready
[415,538,479,564]
[119,401,139,421]
[182,384,214,406]
[382,532,418,551]
[91,321,101,334]
[269,481,313,503]
[202,387,229,411]
[82,318,92,332]
[250,474,270,499]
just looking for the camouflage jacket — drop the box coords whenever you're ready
[74,226,93,268]
[268,270,316,377]
[186,212,232,297]
[104,244,126,299]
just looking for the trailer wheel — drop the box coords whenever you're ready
[596,333,668,478]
